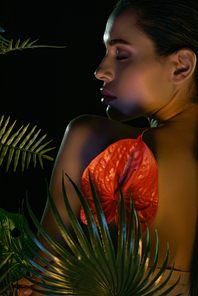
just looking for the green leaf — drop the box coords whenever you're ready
[24,194,81,269]
[14,39,20,49]
[87,173,118,290]
[15,176,181,296]
[0,116,10,138]
[1,120,17,144]
[21,38,30,48]
[116,184,127,293]
[1,41,6,52]
[25,39,38,47]
[61,175,111,285]
[0,116,55,171]
[0,208,39,283]
[8,39,13,51]
[0,37,66,55]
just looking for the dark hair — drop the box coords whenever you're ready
[114,0,198,102]
[113,1,198,295]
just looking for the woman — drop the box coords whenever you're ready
[26,0,198,295]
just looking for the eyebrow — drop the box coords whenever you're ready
[103,38,131,46]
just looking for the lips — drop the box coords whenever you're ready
[100,88,117,105]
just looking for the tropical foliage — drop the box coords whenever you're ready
[0,255,17,296]
[0,21,63,296]
[0,209,39,296]
[0,27,65,55]
[0,17,181,296]
[0,115,55,171]
[12,175,181,296]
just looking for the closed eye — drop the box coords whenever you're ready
[115,56,128,60]
[115,48,128,61]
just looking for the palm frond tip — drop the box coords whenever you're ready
[0,115,55,171]
[0,37,66,55]
[19,175,180,295]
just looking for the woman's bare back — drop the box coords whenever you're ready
[48,112,198,272]
[142,111,198,271]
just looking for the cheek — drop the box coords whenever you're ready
[146,70,173,103]
[116,63,171,108]
[117,70,150,102]
[118,63,153,91]
[132,67,171,102]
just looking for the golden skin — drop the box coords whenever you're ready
[94,9,198,271]
[22,8,198,296]
[96,9,196,124]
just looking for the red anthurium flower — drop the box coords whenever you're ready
[80,134,158,233]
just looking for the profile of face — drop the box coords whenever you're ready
[94,8,177,122]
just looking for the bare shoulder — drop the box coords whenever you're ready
[51,114,146,191]
[143,124,197,162]
[67,114,145,141]
[60,114,146,171]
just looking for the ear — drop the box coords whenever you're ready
[170,49,197,85]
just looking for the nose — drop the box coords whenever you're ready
[94,57,114,82]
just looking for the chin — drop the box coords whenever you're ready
[106,105,140,122]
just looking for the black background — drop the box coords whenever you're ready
[0,0,148,231]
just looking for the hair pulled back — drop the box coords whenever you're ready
[114,0,198,102]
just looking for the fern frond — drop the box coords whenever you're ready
[0,115,55,172]
[0,37,66,55]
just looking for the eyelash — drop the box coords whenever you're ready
[115,56,127,60]
[115,49,128,60]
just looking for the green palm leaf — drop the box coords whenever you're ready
[17,175,181,296]
[0,209,39,296]
[0,254,14,295]
[0,208,39,284]
[0,30,65,55]
[0,115,55,171]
